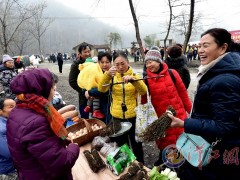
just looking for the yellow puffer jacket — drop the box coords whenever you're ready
[98,67,147,119]
[77,63,103,90]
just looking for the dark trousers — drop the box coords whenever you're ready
[112,117,144,164]
[58,63,63,73]
[79,104,89,119]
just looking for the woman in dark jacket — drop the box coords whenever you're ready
[0,55,17,99]
[169,28,240,180]
[165,45,191,89]
[68,43,91,119]
[7,68,79,179]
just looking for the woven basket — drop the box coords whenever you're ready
[66,118,106,146]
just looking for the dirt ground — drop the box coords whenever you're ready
[38,60,198,168]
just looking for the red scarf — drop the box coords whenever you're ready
[17,93,67,140]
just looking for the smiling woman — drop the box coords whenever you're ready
[168,28,240,179]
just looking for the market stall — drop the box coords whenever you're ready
[71,143,150,180]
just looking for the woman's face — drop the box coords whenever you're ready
[198,34,227,65]
[98,56,111,72]
[80,46,91,61]
[48,84,56,102]
[5,60,14,69]
[145,60,161,73]
[114,56,129,74]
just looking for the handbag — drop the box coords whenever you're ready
[135,91,158,142]
[176,132,220,167]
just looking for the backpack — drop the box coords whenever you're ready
[169,68,190,89]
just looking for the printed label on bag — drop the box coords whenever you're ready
[162,144,185,168]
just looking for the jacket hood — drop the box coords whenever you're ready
[165,55,185,69]
[10,68,53,99]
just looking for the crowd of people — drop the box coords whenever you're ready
[0,28,240,179]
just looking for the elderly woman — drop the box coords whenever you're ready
[0,55,17,99]
[7,68,79,179]
[169,28,240,179]
[98,51,147,163]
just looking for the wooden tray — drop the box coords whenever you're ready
[66,118,106,146]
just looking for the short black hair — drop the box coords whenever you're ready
[78,43,91,54]
[0,98,5,110]
[98,51,112,62]
[113,51,128,62]
[51,72,58,84]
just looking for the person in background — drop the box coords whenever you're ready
[169,28,240,180]
[0,55,17,100]
[0,98,17,179]
[98,51,147,163]
[7,69,79,179]
[78,52,113,123]
[57,52,63,73]
[143,48,192,166]
[165,45,191,89]
[69,43,91,119]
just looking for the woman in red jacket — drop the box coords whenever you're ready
[144,48,192,166]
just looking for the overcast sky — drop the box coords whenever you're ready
[52,0,240,42]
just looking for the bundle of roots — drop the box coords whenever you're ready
[139,106,176,142]
[83,148,105,173]
[118,162,148,180]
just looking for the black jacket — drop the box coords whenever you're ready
[165,55,190,89]
[68,58,87,105]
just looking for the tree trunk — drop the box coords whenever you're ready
[128,0,145,61]
[164,0,173,60]
[183,0,195,54]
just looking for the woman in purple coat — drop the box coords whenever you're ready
[7,68,79,180]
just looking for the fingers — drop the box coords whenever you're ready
[122,75,134,83]
[108,66,117,76]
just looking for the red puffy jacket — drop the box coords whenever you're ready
[143,63,192,150]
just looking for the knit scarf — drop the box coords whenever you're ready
[16,93,68,140]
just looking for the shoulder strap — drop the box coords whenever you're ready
[168,69,176,85]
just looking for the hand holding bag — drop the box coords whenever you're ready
[135,91,158,142]
[176,132,220,167]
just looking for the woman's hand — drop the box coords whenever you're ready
[85,91,90,99]
[122,75,135,83]
[107,66,117,76]
[168,113,184,128]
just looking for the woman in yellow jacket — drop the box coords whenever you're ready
[98,51,147,163]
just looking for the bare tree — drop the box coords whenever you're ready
[163,0,174,59]
[128,0,145,61]
[182,0,195,53]
[28,1,54,56]
[11,24,34,55]
[0,0,36,54]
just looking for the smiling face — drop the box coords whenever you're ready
[198,34,228,65]
[79,46,91,61]
[98,56,111,72]
[145,60,161,73]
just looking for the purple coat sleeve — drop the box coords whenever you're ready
[22,116,79,177]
